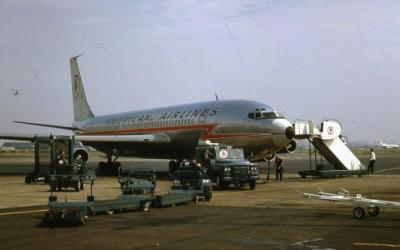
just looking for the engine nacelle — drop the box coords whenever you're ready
[72,146,89,162]
[277,140,297,154]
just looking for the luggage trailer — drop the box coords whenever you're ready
[44,169,212,226]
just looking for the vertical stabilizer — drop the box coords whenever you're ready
[70,55,94,122]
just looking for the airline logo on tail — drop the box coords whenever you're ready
[73,75,81,100]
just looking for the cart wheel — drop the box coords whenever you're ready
[205,192,212,201]
[106,209,114,215]
[193,195,199,204]
[141,201,152,212]
[249,180,256,190]
[353,207,365,219]
[25,175,32,184]
[367,206,380,217]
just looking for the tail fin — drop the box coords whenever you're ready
[70,55,95,122]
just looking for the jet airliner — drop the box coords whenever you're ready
[1,55,296,171]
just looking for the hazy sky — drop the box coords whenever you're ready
[1,0,400,144]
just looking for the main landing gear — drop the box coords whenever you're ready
[97,149,121,175]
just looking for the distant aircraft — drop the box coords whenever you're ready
[296,188,400,219]
[378,141,399,150]
[1,55,296,172]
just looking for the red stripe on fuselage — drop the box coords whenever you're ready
[79,123,249,139]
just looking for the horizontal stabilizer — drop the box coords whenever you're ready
[14,121,79,131]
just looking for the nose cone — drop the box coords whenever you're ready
[271,119,294,147]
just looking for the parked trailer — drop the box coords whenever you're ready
[44,168,212,226]
[298,169,367,178]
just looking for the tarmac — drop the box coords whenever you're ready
[0,151,400,250]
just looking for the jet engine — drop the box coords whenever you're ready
[73,146,89,162]
[277,140,297,154]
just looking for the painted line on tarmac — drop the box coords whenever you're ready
[353,242,400,248]
[0,209,47,216]
[375,167,400,173]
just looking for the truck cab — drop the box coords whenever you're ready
[195,143,259,189]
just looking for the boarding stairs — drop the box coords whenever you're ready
[294,119,367,177]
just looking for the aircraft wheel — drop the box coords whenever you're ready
[265,154,275,161]
[367,206,380,217]
[353,207,365,219]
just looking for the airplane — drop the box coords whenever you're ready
[378,141,399,150]
[0,55,296,172]
[295,188,400,219]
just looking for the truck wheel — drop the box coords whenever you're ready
[141,201,152,212]
[168,160,177,173]
[367,206,380,217]
[353,207,365,219]
[216,176,226,190]
[205,192,212,201]
[249,180,256,190]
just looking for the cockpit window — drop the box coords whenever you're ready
[248,110,285,120]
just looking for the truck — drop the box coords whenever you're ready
[195,143,260,190]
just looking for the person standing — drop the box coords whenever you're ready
[275,156,283,182]
[368,148,376,174]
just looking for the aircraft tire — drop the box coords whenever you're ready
[367,206,380,217]
[353,207,365,219]
[265,154,275,161]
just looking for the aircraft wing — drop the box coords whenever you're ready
[0,133,37,142]
[75,133,171,143]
